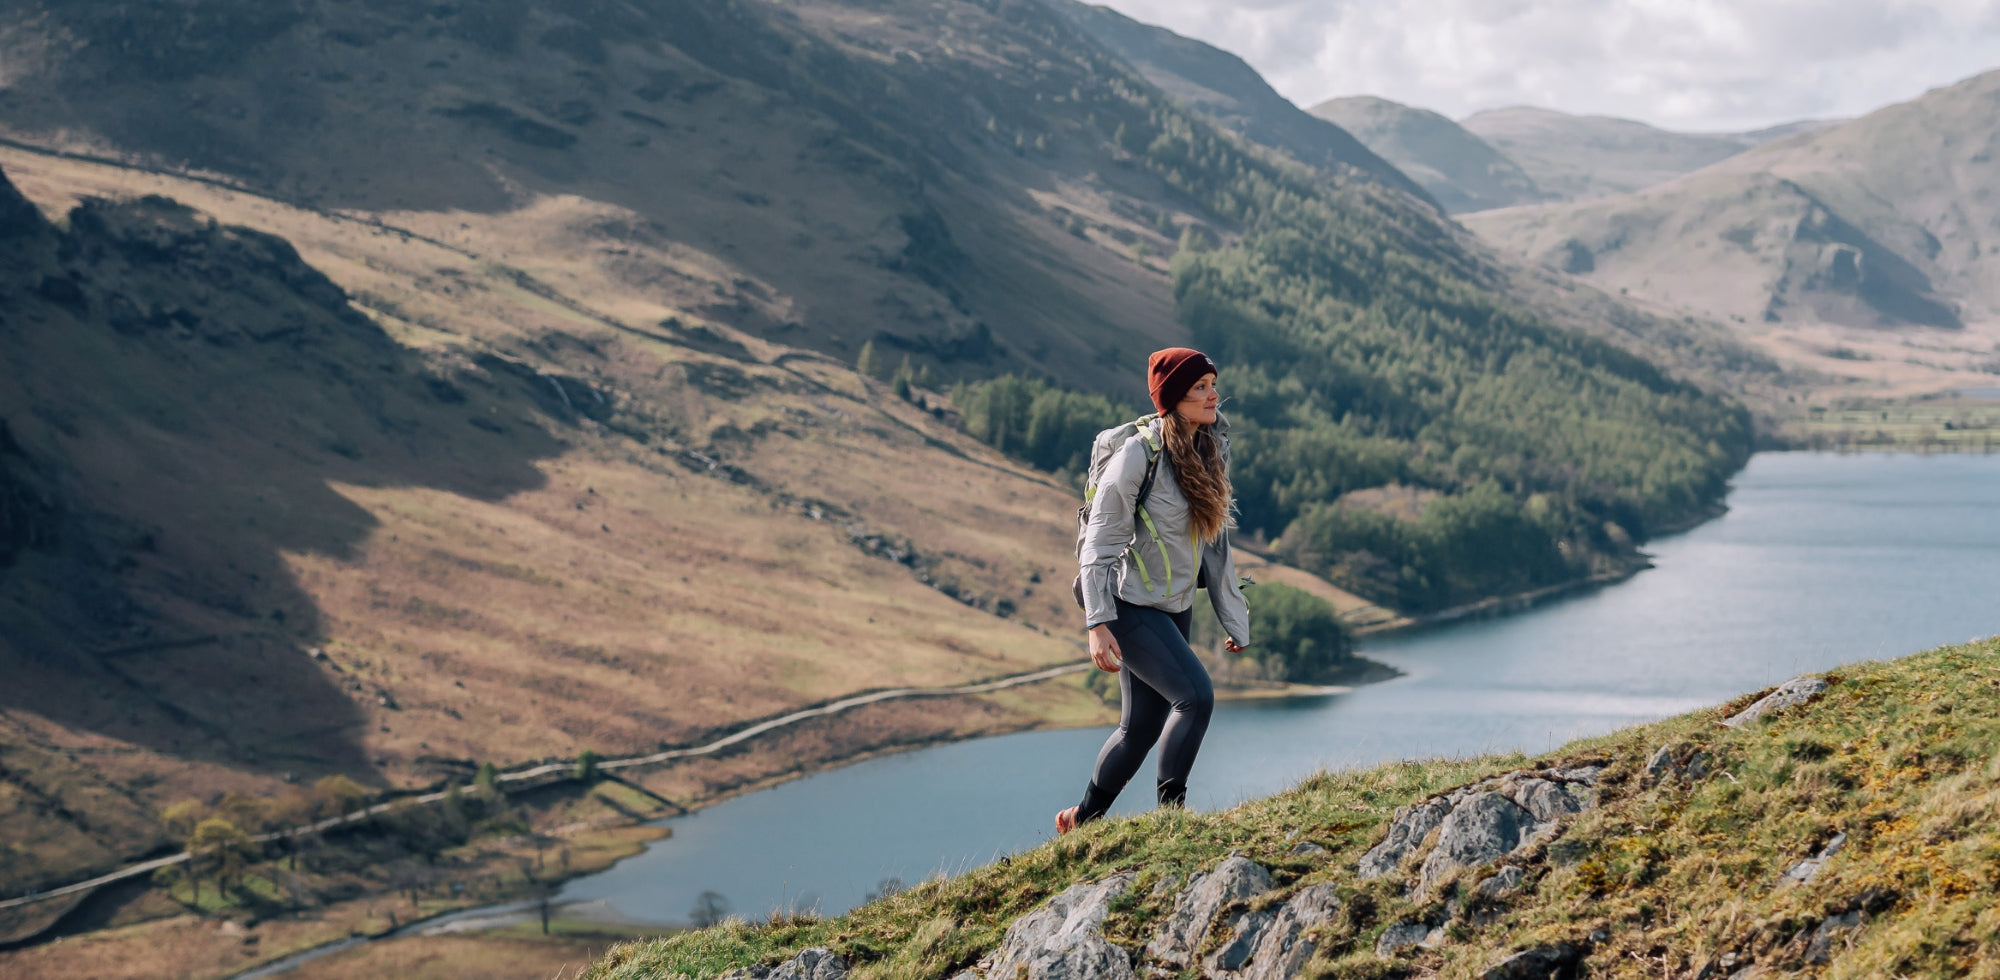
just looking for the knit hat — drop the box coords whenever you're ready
[1147,347,1218,416]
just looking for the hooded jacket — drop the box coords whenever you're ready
[1078,414,1250,645]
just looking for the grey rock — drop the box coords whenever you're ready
[1723,676,1829,727]
[1418,792,1539,893]
[1361,767,1602,888]
[1357,796,1454,879]
[1511,778,1589,824]
[1782,833,1849,886]
[1147,857,1273,968]
[717,947,848,980]
[987,874,1136,980]
[1473,865,1527,899]
[1481,943,1582,979]
[1551,764,1606,784]
[1206,908,1274,972]
[1212,882,1343,980]
[1804,910,1863,964]
[1645,744,1709,783]
[1375,918,1435,956]
[1288,841,1329,858]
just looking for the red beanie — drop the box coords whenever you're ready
[1147,347,1218,416]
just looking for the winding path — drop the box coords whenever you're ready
[0,661,1089,913]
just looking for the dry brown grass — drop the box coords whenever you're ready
[0,142,1137,902]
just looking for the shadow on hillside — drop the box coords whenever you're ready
[0,168,576,789]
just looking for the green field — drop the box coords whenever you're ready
[1781,396,2000,451]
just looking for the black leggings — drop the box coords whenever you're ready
[1075,599,1215,822]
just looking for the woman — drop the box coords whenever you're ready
[1058,347,1250,834]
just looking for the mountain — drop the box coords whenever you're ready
[1309,95,1545,213]
[1046,1,1435,207]
[1461,106,1838,202]
[0,0,1757,912]
[1465,70,2000,382]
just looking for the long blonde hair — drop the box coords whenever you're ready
[1162,412,1232,543]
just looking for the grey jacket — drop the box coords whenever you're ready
[1078,415,1250,645]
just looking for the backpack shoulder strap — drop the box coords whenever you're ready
[1132,416,1162,509]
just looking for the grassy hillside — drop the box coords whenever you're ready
[1309,97,1546,214]
[1459,107,1831,203]
[1465,70,2000,400]
[1044,1,1433,207]
[588,636,2000,979]
[0,148,1113,907]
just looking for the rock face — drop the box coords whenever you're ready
[1147,856,1274,968]
[1215,883,1343,980]
[1359,766,1601,893]
[1723,677,1829,727]
[1356,796,1455,878]
[979,874,1136,980]
[1143,858,1344,980]
[718,947,848,980]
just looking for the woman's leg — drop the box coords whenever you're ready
[1137,606,1211,808]
[1072,602,1214,822]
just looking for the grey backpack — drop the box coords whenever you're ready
[1070,416,1170,609]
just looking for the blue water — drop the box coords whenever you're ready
[559,452,2000,927]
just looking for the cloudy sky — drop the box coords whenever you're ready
[1092,0,2000,132]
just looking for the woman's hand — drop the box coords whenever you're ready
[1088,624,1122,672]
[1224,638,1247,654]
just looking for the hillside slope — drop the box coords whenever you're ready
[1460,106,1832,203]
[0,152,1105,898]
[1045,1,1435,207]
[589,637,2000,979]
[1309,96,1545,214]
[1465,70,2000,395]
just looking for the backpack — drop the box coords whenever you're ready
[1070,415,1168,610]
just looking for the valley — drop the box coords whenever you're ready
[1,1,1988,977]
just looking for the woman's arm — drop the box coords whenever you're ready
[1203,530,1251,651]
[1078,436,1148,638]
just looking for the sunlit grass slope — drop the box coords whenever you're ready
[588,636,2000,979]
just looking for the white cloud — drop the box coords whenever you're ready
[1088,0,2000,131]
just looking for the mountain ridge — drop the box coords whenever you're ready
[1308,95,1546,214]
[1464,69,2000,396]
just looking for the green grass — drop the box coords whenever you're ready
[586,637,2000,978]
[1781,399,2000,452]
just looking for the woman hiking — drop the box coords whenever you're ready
[1058,347,1250,834]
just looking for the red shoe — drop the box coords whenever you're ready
[1055,805,1080,835]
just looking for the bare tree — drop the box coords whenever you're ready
[689,890,731,928]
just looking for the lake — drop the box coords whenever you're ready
[555,452,2000,929]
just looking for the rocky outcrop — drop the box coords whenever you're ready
[1723,677,1828,727]
[962,874,1137,980]
[1205,883,1343,980]
[1359,765,1602,894]
[1147,856,1273,969]
[718,947,849,980]
[1644,743,1709,783]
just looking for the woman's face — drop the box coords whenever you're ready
[1174,372,1220,425]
